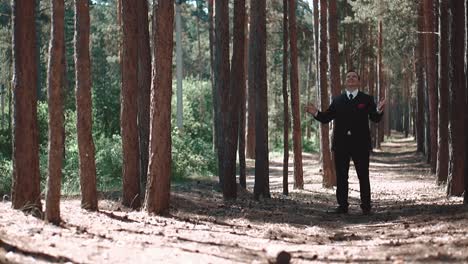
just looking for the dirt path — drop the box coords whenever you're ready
[1,133,468,263]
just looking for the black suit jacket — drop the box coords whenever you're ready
[314,91,383,151]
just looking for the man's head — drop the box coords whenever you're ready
[344,70,361,92]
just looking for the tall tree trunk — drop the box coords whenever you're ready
[282,0,289,195]
[369,57,377,149]
[246,1,256,160]
[423,0,438,173]
[327,0,340,187]
[376,20,384,148]
[319,0,334,188]
[313,0,319,101]
[145,0,174,215]
[11,0,42,214]
[239,5,249,189]
[214,0,230,189]
[436,0,448,184]
[121,0,140,209]
[208,0,217,152]
[224,0,245,199]
[137,0,151,193]
[45,0,65,224]
[305,51,313,139]
[288,0,304,190]
[75,0,97,211]
[465,0,468,204]
[328,0,340,97]
[250,0,269,199]
[416,1,426,153]
[175,2,183,131]
[195,0,202,73]
[447,0,466,196]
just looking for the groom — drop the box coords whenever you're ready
[305,70,386,215]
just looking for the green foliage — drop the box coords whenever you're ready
[95,135,122,191]
[172,129,217,181]
[0,154,11,196]
[171,78,217,180]
[0,128,11,195]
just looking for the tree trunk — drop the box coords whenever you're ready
[238,4,249,189]
[423,0,438,173]
[328,0,340,97]
[175,2,183,131]
[121,0,140,209]
[369,57,377,149]
[282,0,289,195]
[288,0,304,190]
[313,0,319,103]
[45,0,65,224]
[465,0,468,204]
[137,0,151,194]
[11,0,42,214]
[319,0,334,188]
[416,1,426,153]
[447,0,466,196]
[327,0,340,187]
[246,0,256,160]
[214,0,230,189]
[436,0,448,184]
[250,0,269,199]
[208,0,216,151]
[145,1,174,215]
[195,0,202,73]
[224,0,245,199]
[376,20,384,148]
[75,0,97,211]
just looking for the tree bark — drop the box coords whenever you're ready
[214,0,230,189]
[447,0,466,196]
[121,0,140,209]
[250,0,269,199]
[416,1,426,153]
[45,0,65,224]
[75,0,97,211]
[376,20,384,148]
[436,0,448,184]
[175,2,183,131]
[313,0,319,103]
[465,0,468,204]
[208,0,217,151]
[238,4,249,189]
[319,0,334,188]
[137,0,151,195]
[282,0,289,195]
[224,0,245,199]
[327,0,340,187]
[246,0,256,160]
[11,0,42,214]
[144,0,174,215]
[423,0,438,173]
[288,0,304,190]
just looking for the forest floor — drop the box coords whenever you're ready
[1,133,468,264]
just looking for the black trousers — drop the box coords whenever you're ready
[333,148,371,210]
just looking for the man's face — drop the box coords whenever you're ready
[345,71,361,91]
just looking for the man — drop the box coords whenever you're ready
[305,70,386,215]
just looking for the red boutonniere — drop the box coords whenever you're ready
[357,103,366,109]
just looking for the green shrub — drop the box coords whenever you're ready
[170,78,217,181]
[0,154,11,196]
[95,134,122,191]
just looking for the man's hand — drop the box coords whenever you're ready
[304,104,318,117]
[377,97,386,113]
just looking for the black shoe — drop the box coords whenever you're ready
[328,206,348,214]
[362,208,371,215]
